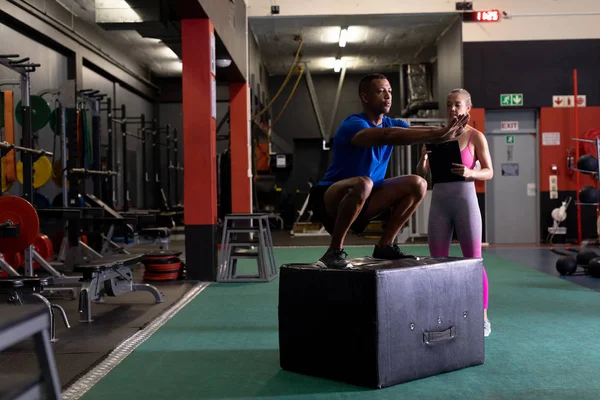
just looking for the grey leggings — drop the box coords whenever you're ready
[427,181,489,309]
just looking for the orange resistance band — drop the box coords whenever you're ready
[3,91,16,183]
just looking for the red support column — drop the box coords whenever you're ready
[229,83,252,213]
[182,18,218,281]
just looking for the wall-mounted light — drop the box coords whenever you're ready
[338,27,348,47]
[216,58,232,68]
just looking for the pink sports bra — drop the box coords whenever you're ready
[460,131,477,169]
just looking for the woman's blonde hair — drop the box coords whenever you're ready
[448,88,472,106]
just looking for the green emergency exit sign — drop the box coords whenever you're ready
[500,93,523,106]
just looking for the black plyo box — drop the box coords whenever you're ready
[278,257,485,389]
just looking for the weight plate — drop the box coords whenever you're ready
[31,232,53,269]
[33,192,52,209]
[4,251,23,268]
[144,249,183,258]
[584,129,600,157]
[16,156,53,188]
[15,95,52,132]
[0,195,40,254]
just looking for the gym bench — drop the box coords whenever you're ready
[0,277,71,342]
[73,254,164,323]
[0,304,62,400]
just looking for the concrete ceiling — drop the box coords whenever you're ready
[53,0,244,81]
[48,0,183,77]
[249,13,460,75]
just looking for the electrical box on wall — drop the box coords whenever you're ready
[455,2,473,11]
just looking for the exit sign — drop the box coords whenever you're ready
[501,121,519,131]
[500,93,523,107]
[462,10,501,22]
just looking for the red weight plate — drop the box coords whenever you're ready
[0,196,39,254]
[143,271,179,281]
[29,233,53,269]
[584,129,600,157]
[144,261,181,273]
[34,233,53,261]
[3,251,23,268]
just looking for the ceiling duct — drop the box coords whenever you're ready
[402,63,437,118]
[95,0,182,57]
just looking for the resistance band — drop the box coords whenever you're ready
[3,90,16,183]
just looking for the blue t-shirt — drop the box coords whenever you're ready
[318,113,410,188]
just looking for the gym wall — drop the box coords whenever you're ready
[268,72,402,150]
[464,39,600,243]
[248,26,271,108]
[539,107,600,242]
[464,39,600,109]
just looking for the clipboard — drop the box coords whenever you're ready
[426,140,465,184]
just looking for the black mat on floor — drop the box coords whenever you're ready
[0,241,197,390]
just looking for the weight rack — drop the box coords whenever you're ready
[0,54,42,277]
[79,89,107,202]
[153,124,172,211]
[167,128,184,208]
[0,54,40,204]
[570,136,600,243]
[112,106,157,211]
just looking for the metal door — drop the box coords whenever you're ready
[485,110,539,244]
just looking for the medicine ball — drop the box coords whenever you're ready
[586,257,600,278]
[577,154,598,174]
[556,255,578,276]
[576,248,600,267]
[579,186,599,204]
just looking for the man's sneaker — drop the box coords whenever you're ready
[484,319,491,337]
[372,243,417,260]
[316,248,353,269]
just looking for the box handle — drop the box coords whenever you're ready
[423,326,456,345]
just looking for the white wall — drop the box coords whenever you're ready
[246,0,600,41]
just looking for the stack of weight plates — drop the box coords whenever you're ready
[142,250,184,281]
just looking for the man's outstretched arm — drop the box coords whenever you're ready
[351,114,469,147]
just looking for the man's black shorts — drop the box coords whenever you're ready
[309,184,373,234]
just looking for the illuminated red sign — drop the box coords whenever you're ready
[463,10,501,22]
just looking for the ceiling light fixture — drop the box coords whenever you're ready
[334,58,344,73]
[338,27,348,47]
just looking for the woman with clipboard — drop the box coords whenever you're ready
[416,88,494,337]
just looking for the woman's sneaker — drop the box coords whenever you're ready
[484,319,491,337]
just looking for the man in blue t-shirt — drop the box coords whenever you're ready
[311,73,469,269]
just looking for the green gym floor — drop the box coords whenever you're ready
[52,243,600,400]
